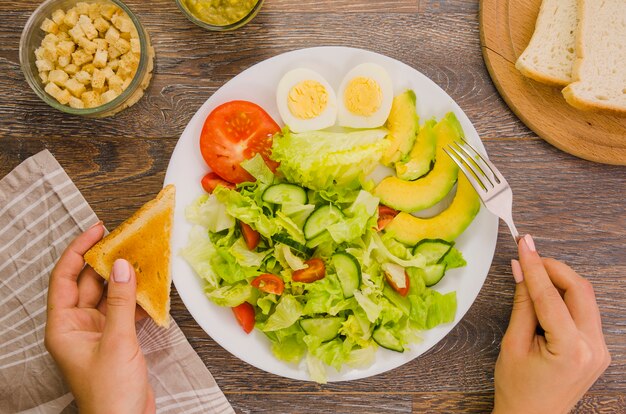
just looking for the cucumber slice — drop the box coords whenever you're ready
[372,326,404,352]
[303,205,344,240]
[262,183,307,204]
[422,263,446,287]
[332,252,361,298]
[412,239,453,264]
[300,317,344,342]
[271,233,313,256]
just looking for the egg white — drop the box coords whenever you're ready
[276,68,338,133]
[337,63,393,129]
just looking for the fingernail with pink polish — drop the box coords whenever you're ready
[112,259,130,283]
[523,234,536,252]
[511,259,524,283]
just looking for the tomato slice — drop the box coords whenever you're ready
[232,302,255,334]
[292,258,326,283]
[377,204,399,231]
[385,270,410,297]
[251,274,285,295]
[201,172,235,193]
[200,100,281,184]
[240,221,260,250]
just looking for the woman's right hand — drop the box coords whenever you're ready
[45,224,154,414]
[493,235,611,414]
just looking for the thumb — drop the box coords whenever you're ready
[502,259,538,350]
[103,259,138,343]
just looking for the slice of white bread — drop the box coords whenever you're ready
[84,185,175,328]
[515,0,578,86]
[562,0,626,115]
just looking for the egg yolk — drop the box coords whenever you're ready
[343,77,382,116]
[287,80,329,120]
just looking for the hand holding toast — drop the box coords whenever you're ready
[493,235,611,414]
[45,223,155,414]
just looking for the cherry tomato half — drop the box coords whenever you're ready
[200,100,280,184]
[292,258,326,283]
[251,274,285,295]
[377,204,399,231]
[385,270,410,297]
[232,302,255,334]
[240,221,260,250]
[201,172,235,193]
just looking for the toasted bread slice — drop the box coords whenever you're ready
[85,185,175,328]
[515,0,578,86]
[562,0,626,115]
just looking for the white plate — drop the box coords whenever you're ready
[164,46,498,382]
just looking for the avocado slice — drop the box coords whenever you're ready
[381,90,419,166]
[395,119,437,180]
[374,112,462,212]
[384,173,481,245]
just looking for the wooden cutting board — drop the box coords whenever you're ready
[479,0,626,165]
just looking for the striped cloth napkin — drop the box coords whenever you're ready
[0,150,234,414]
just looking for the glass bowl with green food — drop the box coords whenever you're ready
[20,0,155,117]
[175,0,264,31]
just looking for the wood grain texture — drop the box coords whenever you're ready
[480,0,626,165]
[1,0,625,412]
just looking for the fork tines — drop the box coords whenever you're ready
[443,139,504,193]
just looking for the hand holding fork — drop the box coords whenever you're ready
[445,138,610,414]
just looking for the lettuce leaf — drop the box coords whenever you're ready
[213,186,277,238]
[211,246,259,284]
[241,153,274,186]
[345,345,376,368]
[408,290,457,330]
[311,338,347,372]
[406,267,427,297]
[267,324,307,364]
[379,296,406,326]
[257,294,278,315]
[259,295,303,332]
[302,273,344,315]
[425,291,457,328]
[340,310,372,347]
[205,282,258,307]
[326,204,376,244]
[180,226,220,288]
[274,244,306,271]
[306,353,328,384]
[185,194,235,233]
[353,290,382,323]
[386,318,422,349]
[271,128,389,190]
[346,190,379,216]
[274,211,306,244]
[441,247,467,269]
[228,237,267,268]
[371,232,426,268]
[281,202,316,228]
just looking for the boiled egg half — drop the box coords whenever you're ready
[337,63,393,129]
[276,68,337,132]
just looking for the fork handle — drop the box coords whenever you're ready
[505,219,521,244]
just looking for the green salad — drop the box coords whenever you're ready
[181,125,468,383]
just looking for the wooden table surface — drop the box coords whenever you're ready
[1,1,624,412]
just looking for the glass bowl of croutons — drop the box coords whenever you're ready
[20,0,155,117]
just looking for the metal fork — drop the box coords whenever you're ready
[444,139,520,243]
